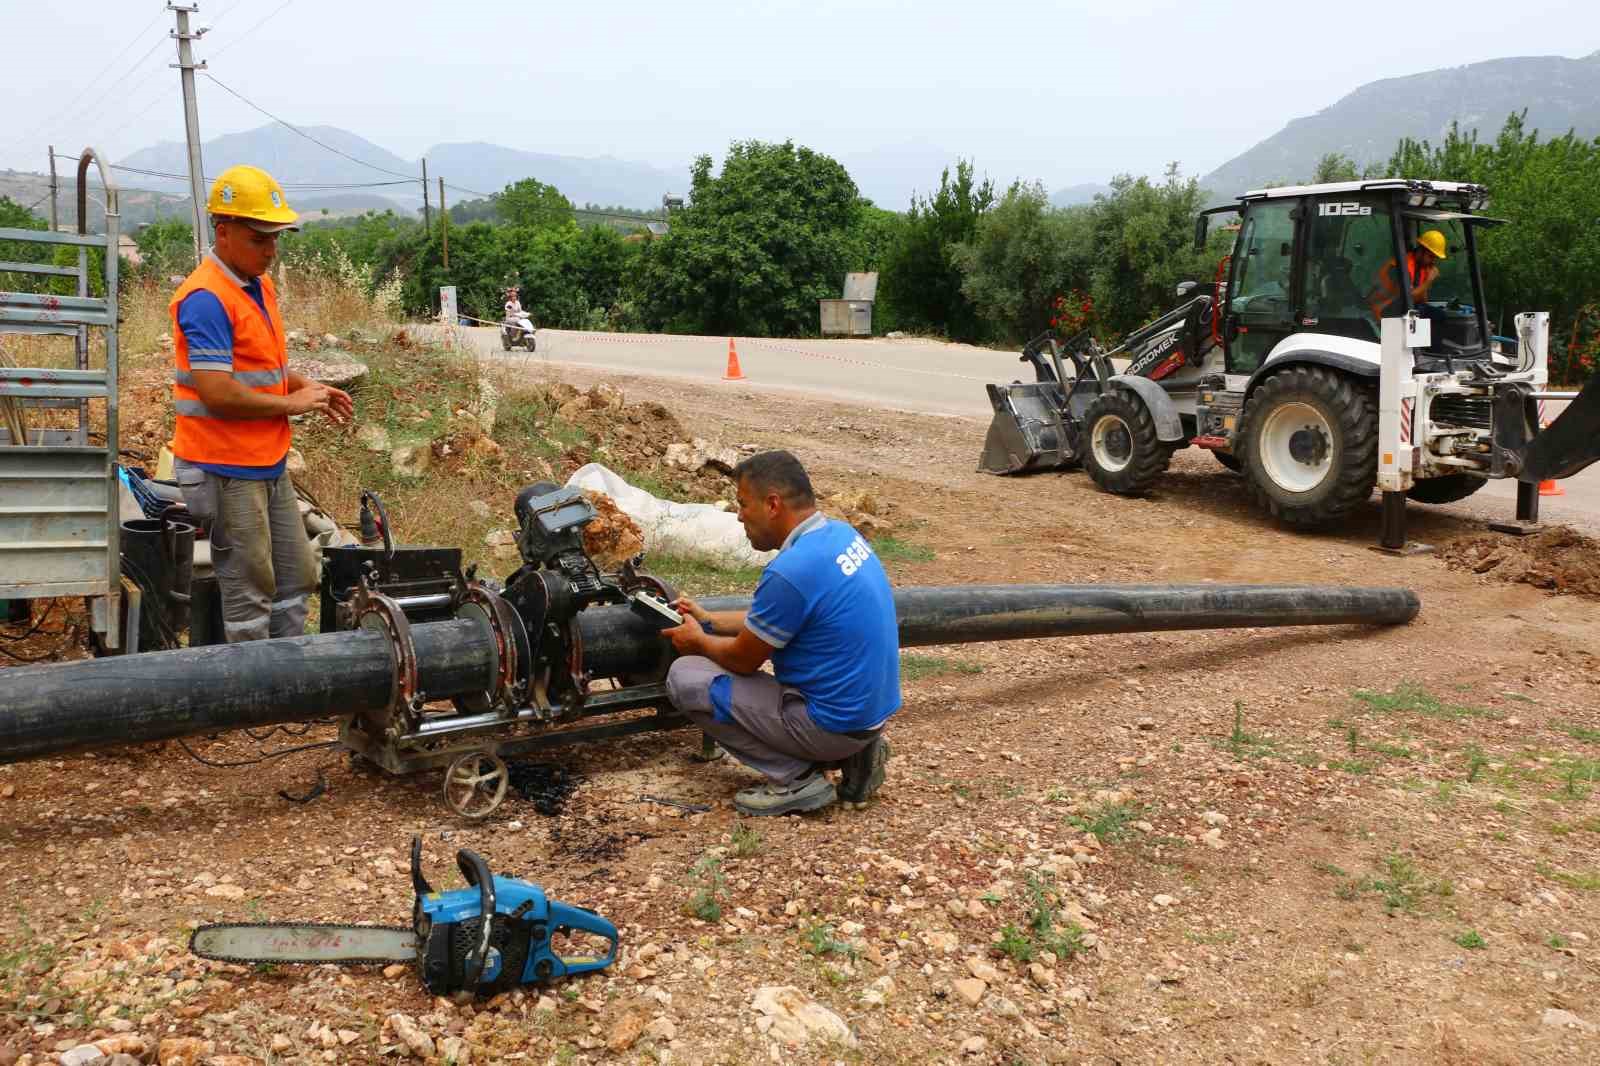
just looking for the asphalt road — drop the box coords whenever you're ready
[461,325,1598,531]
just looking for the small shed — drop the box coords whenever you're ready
[820,272,878,337]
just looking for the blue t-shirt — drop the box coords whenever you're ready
[175,280,285,481]
[712,514,902,734]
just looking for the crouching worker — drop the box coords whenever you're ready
[662,450,900,815]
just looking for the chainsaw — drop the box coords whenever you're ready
[190,837,617,995]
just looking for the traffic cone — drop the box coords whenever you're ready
[1539,478,1565,497]
[723,338,745,381]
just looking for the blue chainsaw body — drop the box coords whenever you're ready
[410,838,618,994]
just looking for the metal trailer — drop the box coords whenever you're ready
[0,149,123,649]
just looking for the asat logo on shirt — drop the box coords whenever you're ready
[835,535,873,576]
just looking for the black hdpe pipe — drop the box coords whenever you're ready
[0,584,1418,765]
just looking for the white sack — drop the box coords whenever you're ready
[565,462,776,569]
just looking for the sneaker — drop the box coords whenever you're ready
[733,773,837,816]
[838,736,891,807]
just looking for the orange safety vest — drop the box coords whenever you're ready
[1368,252,1423,322]
[168,257,291,468]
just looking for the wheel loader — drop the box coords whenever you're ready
[979,178,1600,542]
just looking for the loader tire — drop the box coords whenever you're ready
[1407,473,1488,505]
[1213,451,1243,474]
[1080,389,1171,495]
[1240,366,1377,527]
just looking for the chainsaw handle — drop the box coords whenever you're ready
[548,900,619,976]
[409,836,433,898]
[456,849,496,989]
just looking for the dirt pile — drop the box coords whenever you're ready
[1440,526,1600,597]
[580,490,645,568]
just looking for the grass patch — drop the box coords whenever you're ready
[899,653,984,681]
[1323,854,1451,914]
[684,854,726,922]
[1538,864,1600,892]
[800,923,858,961]
[1351,683,1496,721]
[1452,929,1486,950]
[1562,724,1600,743]
[642,551,766,596]
[997,873,1086,963]
[1216,701,1279,760]
[869,536,934,563]
[1548,933,1571,949]
[1067,801,1142,843]
[729,822,763,858]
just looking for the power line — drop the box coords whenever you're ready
[208,0,297,59]
[0,6,168,160]
[77,157,413,190]
[200,73,419,181]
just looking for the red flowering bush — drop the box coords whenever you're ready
[1049,290,1095,341]
[1553,303,1599,386]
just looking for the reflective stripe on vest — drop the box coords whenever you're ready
[168,257,292,468]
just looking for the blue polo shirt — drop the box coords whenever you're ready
[711,512,902,734]
[174,255,285,481]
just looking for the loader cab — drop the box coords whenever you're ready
[1207,180,1497,376]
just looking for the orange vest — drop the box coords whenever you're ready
[169,257,291,468]
[1368,252,1422,321]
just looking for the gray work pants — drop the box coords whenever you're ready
[665,656,875,786]
[176,464,315,642]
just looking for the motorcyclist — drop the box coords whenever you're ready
[503,287,534,338]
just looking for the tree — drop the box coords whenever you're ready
[634,140,863,336]
[953,181,1086,343]
[493,178,575,230]
[0,196,47,292]
[131,218,196,279]
[876,160,994,341]
[1310,152,1359,183]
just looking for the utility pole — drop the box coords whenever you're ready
[47,145,59,231]
[168,2,210,260]
[420,158,431,230]
[439,177,448,269]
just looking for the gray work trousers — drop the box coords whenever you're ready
[175,463,315,642]
[665,656,875,786]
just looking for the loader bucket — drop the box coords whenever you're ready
[1522,373,1600,482]
[978,382,1075,474]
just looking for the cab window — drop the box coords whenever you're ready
[1304,196,1394,340]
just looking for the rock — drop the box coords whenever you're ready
[207,1057,256,1066]
[385,1014,434,1059]
[473,376,499,436]
[1136,717,1157,731]
[1060,985,1089,1005]
[663,438,739,475]
[960,1035,988,1055]
[284,448,306,476]
[861,975,895,1007]
[287,330,308,346]
[87,1039,143,1059]
[952,978,986,1005]
[1152,893,1177,907]
[535,995,558,1013]
[1201,810,1229,826]
[58,1048,104,1066]
[922,931,959,954]
[964,899,987,919]
[437,1036,469,1064]
[356,424,391,453]
[1029,963,1056,989]
[156,1039,209,1066]
[382,963,408,979]
[321,333,343,349]
[1201,828,1226,850]
[203,883,245,900]
[643,1017,677,1042]
[964,958,1003,985]
[468,500,492,519]
[750,986,857,1048]
[269,1037,291,1054]
[988,994,1022,1019]
[105,1057,141,1066]
[1541,1008,1597,1032]
[0,784,13,799]
[607,1011,646,1053]
[335,1031,358,1047]
[289,357,366,389]
[885,331,906,339]
[390,444,430,478]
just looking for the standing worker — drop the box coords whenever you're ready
[169,164,353,642]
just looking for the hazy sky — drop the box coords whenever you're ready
[2,0,1596,199]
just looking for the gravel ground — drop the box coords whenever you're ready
[3,362,1598,1066]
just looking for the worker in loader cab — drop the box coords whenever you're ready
[1368,228,1448,322]
[169,164,354,643]
[660,450,900,816]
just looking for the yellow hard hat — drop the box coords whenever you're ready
[1416,229,1448,260]
[207,164,299,232]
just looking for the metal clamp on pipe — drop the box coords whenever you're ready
[349,578,422,735]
